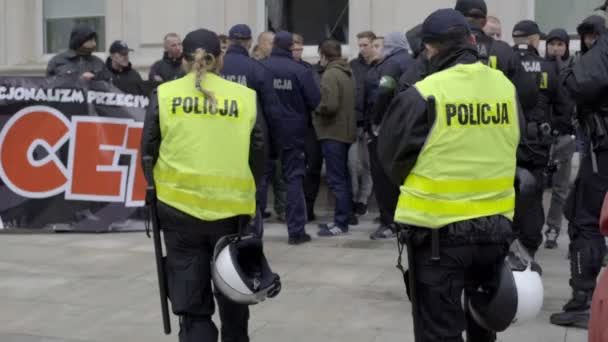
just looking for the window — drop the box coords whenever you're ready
[535,0,601,34]
[43,0,106,54]
[266,0,349,46]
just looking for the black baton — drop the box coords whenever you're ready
[143,156,171,335]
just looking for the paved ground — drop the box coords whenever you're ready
[0,201,596,342]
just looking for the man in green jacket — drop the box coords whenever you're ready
[314,39,357,236]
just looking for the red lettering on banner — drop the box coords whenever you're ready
[124,124,145,206]
[67,117,129,202]
[0,106,69,198]
[1,108,147,205]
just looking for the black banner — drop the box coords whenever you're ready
[0,77,157,232]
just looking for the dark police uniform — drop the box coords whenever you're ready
[379,9,523,342]
[260,31,321,244]
[550,14,608,327]
[221,24,281,236]
[141,29,266,342]
[510,20,572,257]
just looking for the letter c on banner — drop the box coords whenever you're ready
[0,106,70,198]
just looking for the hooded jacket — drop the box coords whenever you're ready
[261,46,321,149]
[364,35,414,126]
[97,57,143,83]
[564,15,608,120]
[46,25,107,79]
[546,29,572,61]
[545,28,576,135]
[313,59,357,144]
[578,15,607,54]
[148,52,185,82]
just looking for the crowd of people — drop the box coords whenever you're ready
[45,0,608,340]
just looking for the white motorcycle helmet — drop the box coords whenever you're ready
[212,234,281,305]
[467,241,544,332]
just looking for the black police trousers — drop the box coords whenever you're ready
[368,136,400,226]
[564,149,608,293]
[409,216,512,342]
[157,201,250,342]
[513,167,546,257]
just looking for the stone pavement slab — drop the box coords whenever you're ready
[0,210,594,342]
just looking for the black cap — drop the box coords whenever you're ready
[274,31,293,50]
[577,15,606,36]
[183,29,221,58]
[229,24,252,40]
[545,28,570,44]
[512,20,545,38]
[455,0,487,18]
[109,40,133,54]
[422,8,471,43]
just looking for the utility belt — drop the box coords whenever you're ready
[397,215,514,249]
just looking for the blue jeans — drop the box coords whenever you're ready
[321,140,352,228]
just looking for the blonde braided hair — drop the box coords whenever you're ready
[184,48,219,109]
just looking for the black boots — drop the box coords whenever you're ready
[550,290,593,328]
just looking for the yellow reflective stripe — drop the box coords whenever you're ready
[398,193,515,217]
[158,186,255,215]
[155,169,255,192]
[489,56,497,69]
[405,174,514,193]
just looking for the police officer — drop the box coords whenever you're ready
[455,0,538,113]
[364,31,413,240]
[543,28,577,249]
[260,31,321,245]
[141,28,266,341]
[511,20,572,257]
[221,24,281,236]
[378,9,522,341]
[550,13,608,328]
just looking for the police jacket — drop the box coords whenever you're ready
[471,25,539,113]
[97,57,143,83]
[148,52,185,82]
[377,45,526,186]
[140,85,267,187]
[261,47,321,148]
[364,49,414,126]
[513,45,573,167]
[377,45,520,243]
[349,54,372,125]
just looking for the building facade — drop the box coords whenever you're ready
[0,0,600,76]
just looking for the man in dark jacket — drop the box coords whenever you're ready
[314,40,357,236]
[550,14,608,328]
[148,33,185,82]
[364,31,413,240]
[511,20,573,257]
[543,28,577,249]
[46,24,107,80]
[221,24,281,235]
[98,40,143,83]
[348,31,377,220]
[261,31,321,245]
[455,0,538,113]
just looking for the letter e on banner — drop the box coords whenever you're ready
[67,117,129,202]
[0,106,69,198]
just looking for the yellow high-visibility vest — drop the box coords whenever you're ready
[154,72,257,221]
[395,63,520,229]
